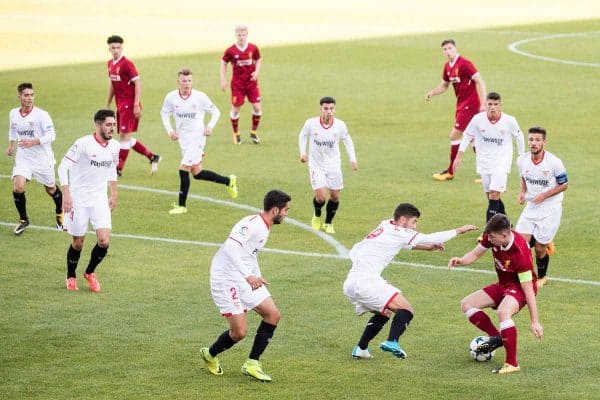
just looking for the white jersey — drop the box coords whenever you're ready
[460,111,525,174]
[517,150,567,211]
[58,134,119,206]
[211,214,271,282]
[161,89,220,150]
[299,116,356,170]
[8,106,56,169]
[348,219,457,277]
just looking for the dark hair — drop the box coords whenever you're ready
[94,109,116,123]
[320,96,336,105]
[484,214,511,234]
[487,92,501,101]
[178,68,193,76]
[393,203,421,220]
[528,126,547,139]
[107,35,124,45]
[441,39,456,47]
[264,190,291,211]
[17,83,33,93]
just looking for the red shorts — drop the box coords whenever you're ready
[116,103,140,134]
[231,84,261,107]
[454,106,478,131]
[482,282,537,310]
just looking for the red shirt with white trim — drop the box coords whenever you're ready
[443,55,480,112]
[480,230,536,287]
[222,43,260,88]
[108,56,139,107]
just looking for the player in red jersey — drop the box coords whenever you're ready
[449,214,543,374]
[220,25,262,145]
[106,35,160,176]
[426,39,486,181]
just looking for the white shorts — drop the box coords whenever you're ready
[211,279,271,316]
[343,274,400,315]
[13,162,56,187]
[515,203,562,244]
[64,201,112,237]
[180,144,205,167]
[309,166,343,190]
[480,172,508,193]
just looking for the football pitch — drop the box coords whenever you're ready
[1,16,600,400]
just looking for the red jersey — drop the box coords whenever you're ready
[480,231,536,288]
[108,56,139,107]
[222,43,260,88]
[442,55,480,111]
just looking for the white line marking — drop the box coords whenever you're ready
[2,221,598,287]
[508,32,600,67]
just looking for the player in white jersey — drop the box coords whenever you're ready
[6,83,63,235]
[200,190,291,382]
[57,110,119,293]
[344,203,477,359]
[515,127,568,287]
[161,68,238,215]
[299,96,358,234]
[453,92,525,230]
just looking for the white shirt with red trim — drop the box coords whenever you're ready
[348,219,457,276]
[160,88,220,150]
[517,150,567,211]
[58,134,119,206]
[299,116,356,170]
[460,111,525,174]
[211,213,271,281]
[9,106,56,169]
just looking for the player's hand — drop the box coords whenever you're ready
[18,139,38,149]
[109,195,118,211]
[204,127,212,136]
[246,275,265,290]
[62,191,73,213]
[133,104,142,119]
[220,79,228,92]
[448,257,462,269]
[457,225,478,234]
[351,161,358,171]
[452,157,462,174]
[532,193,546,205]
[250,71,259,81]
[518,192,526,205]
[425,91,433,101]
[6,145,15,156]
[169,132,179,141]
[300,154,308,163]
[531,321,544,339]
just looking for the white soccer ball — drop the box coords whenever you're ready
[469,335,496,362]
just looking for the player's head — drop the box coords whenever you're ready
[107,35,124,59]
[235,24,248,44]
[263,190,292,225]
[528,126,547,155]
[17,83,34,107]
[485,92,502,120]
[177,68,193,92]
[393,203,421,230]
[441,39,457,60]
[320,96,336,121]
[484,213,512,246]
[94,109,117,141]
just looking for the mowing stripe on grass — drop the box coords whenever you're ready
[2,221,599,287]
[508,32,600,67]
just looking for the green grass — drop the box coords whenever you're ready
[1,19,600,399]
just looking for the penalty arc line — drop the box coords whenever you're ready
[507,32,600,67]
[2,221,599,287]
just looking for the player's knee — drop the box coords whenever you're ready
[72,238,85,251]
[329,192,340,202]
[267,309,281,325]
[496,308,512,321]
[97,238,110,248]
[314,193,327,203]
[230,326,247,341]
[13,182,25,193]
[460,297,472,313]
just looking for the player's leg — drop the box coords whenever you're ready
[191,159,238,199]
[249,93,262,144]
[242,297,279,381]
[117,131,131,175]
[323,189,340,234]
[380,293,413,359]
[12,175,30,235]
[494,295,521,371]
[66,235,85,291]
[230,88,243,144]
[461,287,501,337]
[533,207,561,286]
[44,184,63,229]
[433,126,462,181]
[310,168,328,230]
[486,174,508,222]
[83,204,112,292]
[169,164,191,214]
[355,312,389,358]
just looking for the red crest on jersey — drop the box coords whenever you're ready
[116,67,120,74]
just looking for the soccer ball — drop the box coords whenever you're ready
[469,336,496,362]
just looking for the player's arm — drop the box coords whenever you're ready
[518,176,528,204]
[36,112,56,146]
[448,244,487,269]
[341,133,358,171]
[513,127,525,156]
[132,78,142,119]
[6,139,17,156]
[298,122,309,163]
[160,97,177,140]
[220,60,229,91]
[57,158,74,212]
[472,73,486,112]
[453,126,475,173]
[204,99,221,136]
[106,82,114,108]
[412,225,478,250]
[425,80,449,101]
[222,238,266,289]
[533,179,568,205]
[250,58,261,81]
[519,275,544,339]
[108,179,118,211]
